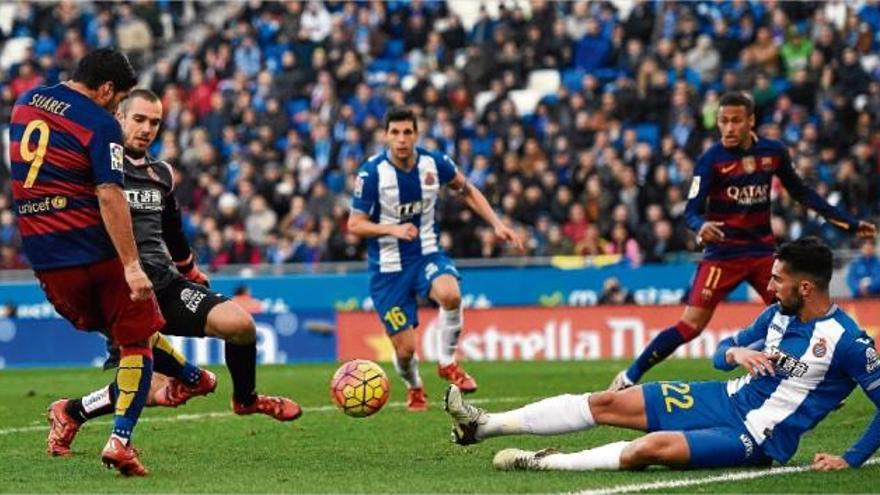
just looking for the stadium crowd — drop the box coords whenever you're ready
[1,1,879,272]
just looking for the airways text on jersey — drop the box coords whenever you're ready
[397,199,430,220]
[125,189,163,212]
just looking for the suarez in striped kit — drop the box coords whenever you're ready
[348,107,523,411]
[10,49,163,476]
[610,92,877,391]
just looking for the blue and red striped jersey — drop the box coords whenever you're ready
[685,138,858,260]
[10,84,124,270]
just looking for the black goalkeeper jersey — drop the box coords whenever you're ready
[122,153,191,291]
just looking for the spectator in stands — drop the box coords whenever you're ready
[847,239,880,298]
[214,227,263,268]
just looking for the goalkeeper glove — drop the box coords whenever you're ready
[175,254,210,287]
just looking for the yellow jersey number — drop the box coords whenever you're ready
[21,119,51,188]
[383,307,408,331]
[660,382,694,413]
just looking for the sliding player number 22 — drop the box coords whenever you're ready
[660,382,694,413]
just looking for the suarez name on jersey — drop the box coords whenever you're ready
[10,83,125,270]
[351,147,457,273]
[685,138,858,260]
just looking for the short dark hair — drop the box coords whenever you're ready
[775,237,833,290]
[384,106,417,131]
[719,91,755,116]
[119,88,160,113]
[72,48,138,92]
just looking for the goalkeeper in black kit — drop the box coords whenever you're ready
[47,89,300,458]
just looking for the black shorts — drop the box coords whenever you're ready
[155,278,229,338]
[103,278,228,369]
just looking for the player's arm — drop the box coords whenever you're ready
[161,192,208,286]
[436,148,523,253]
[684,152,724,244]
[91,121,152,301]
[347,167,416,241]
[713,305,776,375]
[814,336,880,470]
[776,148,876,238]
[348,211,417,241]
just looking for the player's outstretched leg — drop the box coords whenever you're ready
[101,342,154,477]
[492,442,632,471]
[389,327,427,411]
[205,301,301,421]
[149,334,217,407]
[430,274,478,393]
[610,307,711,391]
[492,430,708,471]
[445,385,601,445]
[445,385,647,445]
[47,334,216,456]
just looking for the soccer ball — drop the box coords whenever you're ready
[330,359,390,418]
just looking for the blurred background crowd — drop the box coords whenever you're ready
[0,1,879,285]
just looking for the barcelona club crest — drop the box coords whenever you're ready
[812,337,827,358]
[742,155,756,173]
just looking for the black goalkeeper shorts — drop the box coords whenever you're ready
[103,277,229,369]
[156,277,229,338]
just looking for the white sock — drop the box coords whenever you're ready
[537,441,630,471]
[479,393,595,439]
[393,353,423,389]
[109,433,130,446]
[438,306,463,367]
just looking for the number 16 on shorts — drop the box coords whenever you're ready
[383,306,408,332]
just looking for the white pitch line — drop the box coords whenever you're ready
[0,395,530,436]
[571,457,880,495]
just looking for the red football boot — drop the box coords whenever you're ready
[153,370,218,407]
[438,363,478,393]
[406,387,428,411]
[101,436,149,477]
[232,394,302,422]
[46,399,81,457]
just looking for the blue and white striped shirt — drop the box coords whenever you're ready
[714,303,880,466]
[350,147,457,273]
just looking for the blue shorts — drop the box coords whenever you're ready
[369,253,460,335]
[642,381,772,468]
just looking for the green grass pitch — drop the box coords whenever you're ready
[1,360,878,493]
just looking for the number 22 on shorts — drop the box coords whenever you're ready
[383,306,407,331]
[660,382,694,413]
